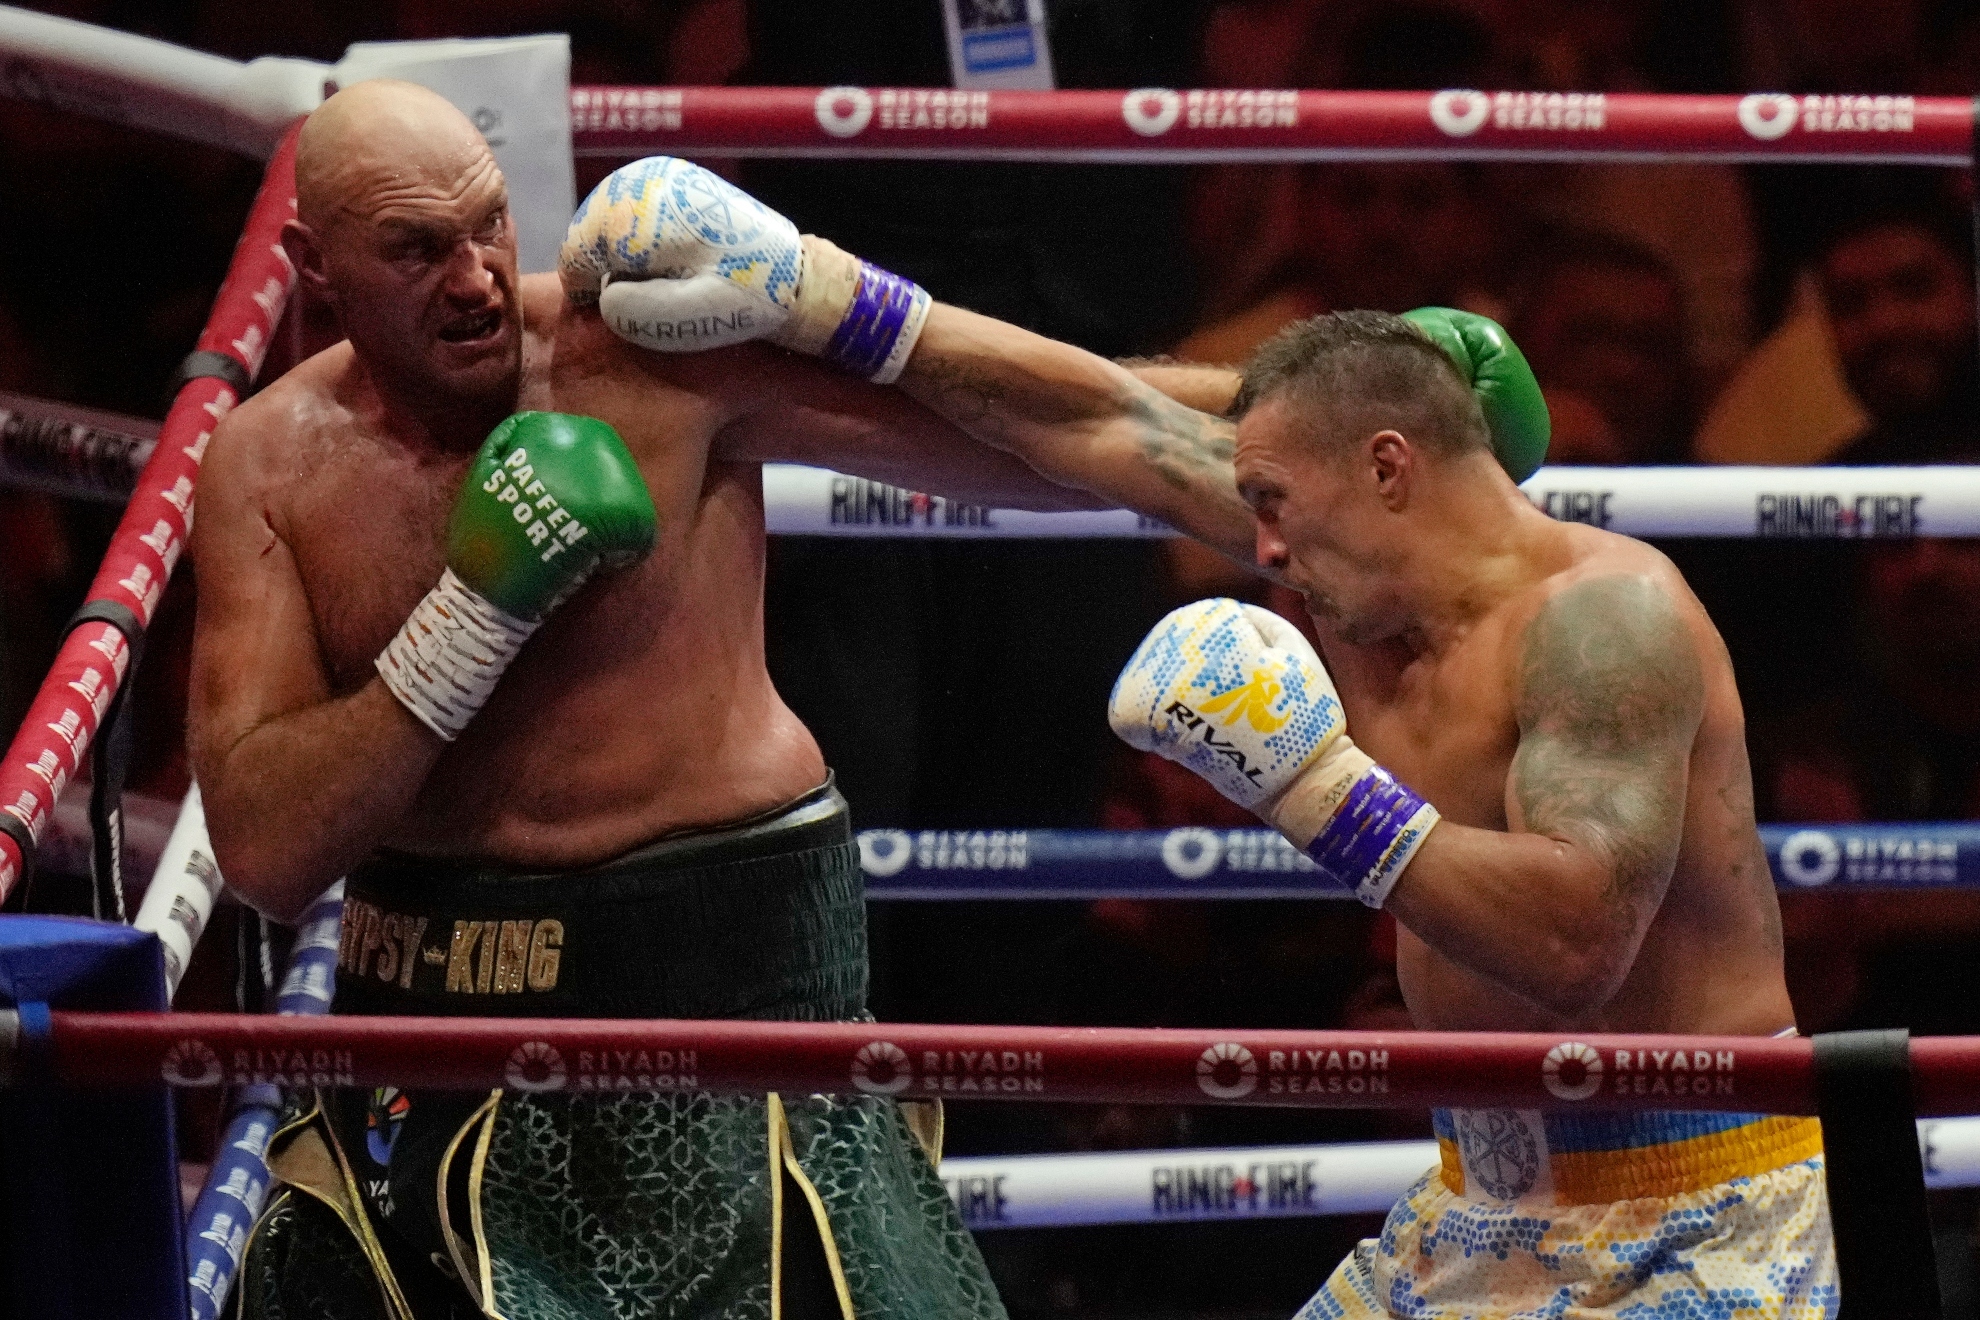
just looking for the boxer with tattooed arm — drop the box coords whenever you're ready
[576,157,1829,1320]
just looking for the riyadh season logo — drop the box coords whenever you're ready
[1738,94,1798,141]
[858,829,913,877]
[1161,827,1222,880]
[852,1040,913,1095]
[504,1041,567,1092]
[815,86,874,138]
[1778,830,1841,887]
[1123,88,1182,136]
[1429,89,1489,137]
[1542,1041,1603,1101]
[1196,1042,1259,1099]
[163,1038,223,1087]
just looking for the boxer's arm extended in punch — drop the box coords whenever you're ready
[894,305,1260,562]
[697,338,1114,511]
[188,414,440,923]
[559,160,1244,536]
[1381,576,1706,1018]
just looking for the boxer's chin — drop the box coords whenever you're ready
[428,317,521,399]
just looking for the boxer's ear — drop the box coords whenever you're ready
[281,220,333,303]
[1369,430,1413,509]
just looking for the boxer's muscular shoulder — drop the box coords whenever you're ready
[199,347,355,537]
[1508,570,1705,937]
[1516,572,1705,736]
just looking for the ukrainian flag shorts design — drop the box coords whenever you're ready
[1298,1109,1837,1318]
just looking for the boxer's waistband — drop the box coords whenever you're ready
[332,778,867,1022]
[1433,1108,1825,1206]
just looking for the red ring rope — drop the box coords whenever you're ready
[48,1011,1980,1115]
[569,86,1974,164]
[0,124,301,902]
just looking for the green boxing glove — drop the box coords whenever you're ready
[377,412,658,740]
[1402,307,1550,484]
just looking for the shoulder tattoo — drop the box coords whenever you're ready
[1511,575,1706,924]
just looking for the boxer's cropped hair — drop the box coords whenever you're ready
[1231,310,1489,460]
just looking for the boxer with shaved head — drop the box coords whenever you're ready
[194,81,1135,1320]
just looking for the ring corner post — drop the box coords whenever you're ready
[1813,1028,1943,1319]
[0,917,187,1320]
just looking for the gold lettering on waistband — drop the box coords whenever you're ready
[493,921,530,994]
[371,914,564,993]
[337,900,363,972]
[341,901,434,990]
[376,912,401,985]
[397,917,427,988]
[447,922,484,993]
[357,905,385,978]
[475,922,497,994]
[527,920,562,991]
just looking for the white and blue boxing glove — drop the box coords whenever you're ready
[559,156,931,383]
[1109,599,1439,907]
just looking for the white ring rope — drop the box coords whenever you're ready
[0,388,156,503]
[944,1118,1980,1229]
[763,464,1980,539]
[132,786,223,1002]
[0,4,323,157]
[12,382,1973,541]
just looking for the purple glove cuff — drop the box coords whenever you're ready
[824,260,932,382]
[1304,765,1439,907]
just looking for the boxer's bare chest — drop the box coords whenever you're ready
[279,344,735,694]
[1327,618,1525,831]
[280,419,463,690]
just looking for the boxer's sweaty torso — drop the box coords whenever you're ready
[243,276,825,866]
[1323,522,1792,1037]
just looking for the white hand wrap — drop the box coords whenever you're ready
[375,568,538,741]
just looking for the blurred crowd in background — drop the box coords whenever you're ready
[5,0,1980,1314]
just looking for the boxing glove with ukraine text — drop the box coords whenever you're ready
[376,412,658,740]
[1403,306,1551,484]
[1109,598,1439,906]
[559,156,930,383]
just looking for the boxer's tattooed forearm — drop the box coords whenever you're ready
[908,358,1021,447]
[911,356,1106,444]
[1121,383,1236,492]
[1511,576,1705,942]
[910,355,1237,498]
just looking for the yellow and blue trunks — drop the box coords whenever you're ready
[1299,1108,1836,1318]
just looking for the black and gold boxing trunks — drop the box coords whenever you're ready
[234,781,1005,1320]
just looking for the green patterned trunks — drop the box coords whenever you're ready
[234,781,1005,1320]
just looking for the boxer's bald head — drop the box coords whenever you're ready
[296,80,492,230]
[285,80,522,424]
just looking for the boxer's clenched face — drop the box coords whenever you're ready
[1235,394,1412,646]
[287,81,524,416]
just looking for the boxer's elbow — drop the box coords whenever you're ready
[1527,853,1651,1018]
[207,811,325,926]
[217,855,317,927]
[1539,936,1637,1020]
